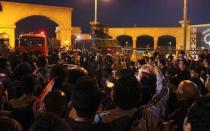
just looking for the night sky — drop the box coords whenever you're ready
[6,0,210,37]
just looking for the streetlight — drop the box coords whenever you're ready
[183,0,188,50]
[169,42,172,50]
[94,0,98,24]
[92,0,109,24]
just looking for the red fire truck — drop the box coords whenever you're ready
[16,32,48,55]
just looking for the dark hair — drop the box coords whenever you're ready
[49,65,66,89]
[140,74,156,105]
[113,77,140,110]
[71,77,101,118]
[138,59,146,65]
[14,62,33,81]
[66,68,87,85]
[0,117,22,131]
[118,69,134,79]
[101,68,113,79]
[191,66,201,74]
[21,74,37,94]
[44,90,68,117]
[36,55,47,67]
[187,96,210,131]
[168,77,179,88]
[0,58,8,69]
[30,113,72,131]
[180,59,188,66]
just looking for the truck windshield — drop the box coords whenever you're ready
[19,37,45,47]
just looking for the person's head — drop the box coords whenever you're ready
[168,77,179,93]
[113,77,140,110]
[178,59,188,71]
[49,65,66,88]
[30,113,72,131]
[165,68,178,80]
[0,58,8,69]
[36,55,47,68]
[50,65,66,81]
[21,74,37,95]
[43,90,68,117]
[176,80,199,101]
[0,116,23,131]
[138,59,146,67]
[203,59,210,69]
[66,67,88,85]
[203,49,209,55]
[184,96,210,131]
[14,62,33,81]
[190,67,200,79]
[71,77,101,119]
[137,64,156,105]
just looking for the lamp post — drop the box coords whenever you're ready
[183,0,188,50]
[94,0,98,24]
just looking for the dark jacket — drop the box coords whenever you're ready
[167,100,193,131]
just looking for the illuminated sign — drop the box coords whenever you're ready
[202,28,210,47]
[190,26,210,49]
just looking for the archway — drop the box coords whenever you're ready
[0,1,72,48]
[158,35,176,50]
[136,35,154,49]
[116,35,133,48]
[16,16,58,39]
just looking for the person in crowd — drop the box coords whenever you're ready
[33,64,66,112]
[63,66,88,102]
[183,96,210,131]
[100,68,116,111]
[0,58,11,76]
[204,59,210,71]
[33,55,49,90]
[8,74,37,130]
[49,64,66,90]
[166,80,199,131]
[0,81,8,110]
[13,62,33,98]
[166,77,179,116]
[190,67,208,95]
[69,77,109,131]
[0,58,13,99]
[30,112,72,131]
[0,116,23,131]
[43,90,68,118]
[137,65,169,131]
[100,76,140,131]
[205,71,210,92]
[178,59,191,82]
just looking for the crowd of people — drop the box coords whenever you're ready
[0,48,210,131]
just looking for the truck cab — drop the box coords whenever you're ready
[16,32,48,55]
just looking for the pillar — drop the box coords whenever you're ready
[132,37,137,49]
[130,37,138,62]
[176,36,184,50]
[56,26,72,48]
[0,24,16,48]
[154,36,158,49]
[186,26,191,50]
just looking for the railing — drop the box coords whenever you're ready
[122,47,209,59]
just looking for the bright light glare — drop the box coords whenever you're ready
[40,31,45,35]
[77,35,81,39]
